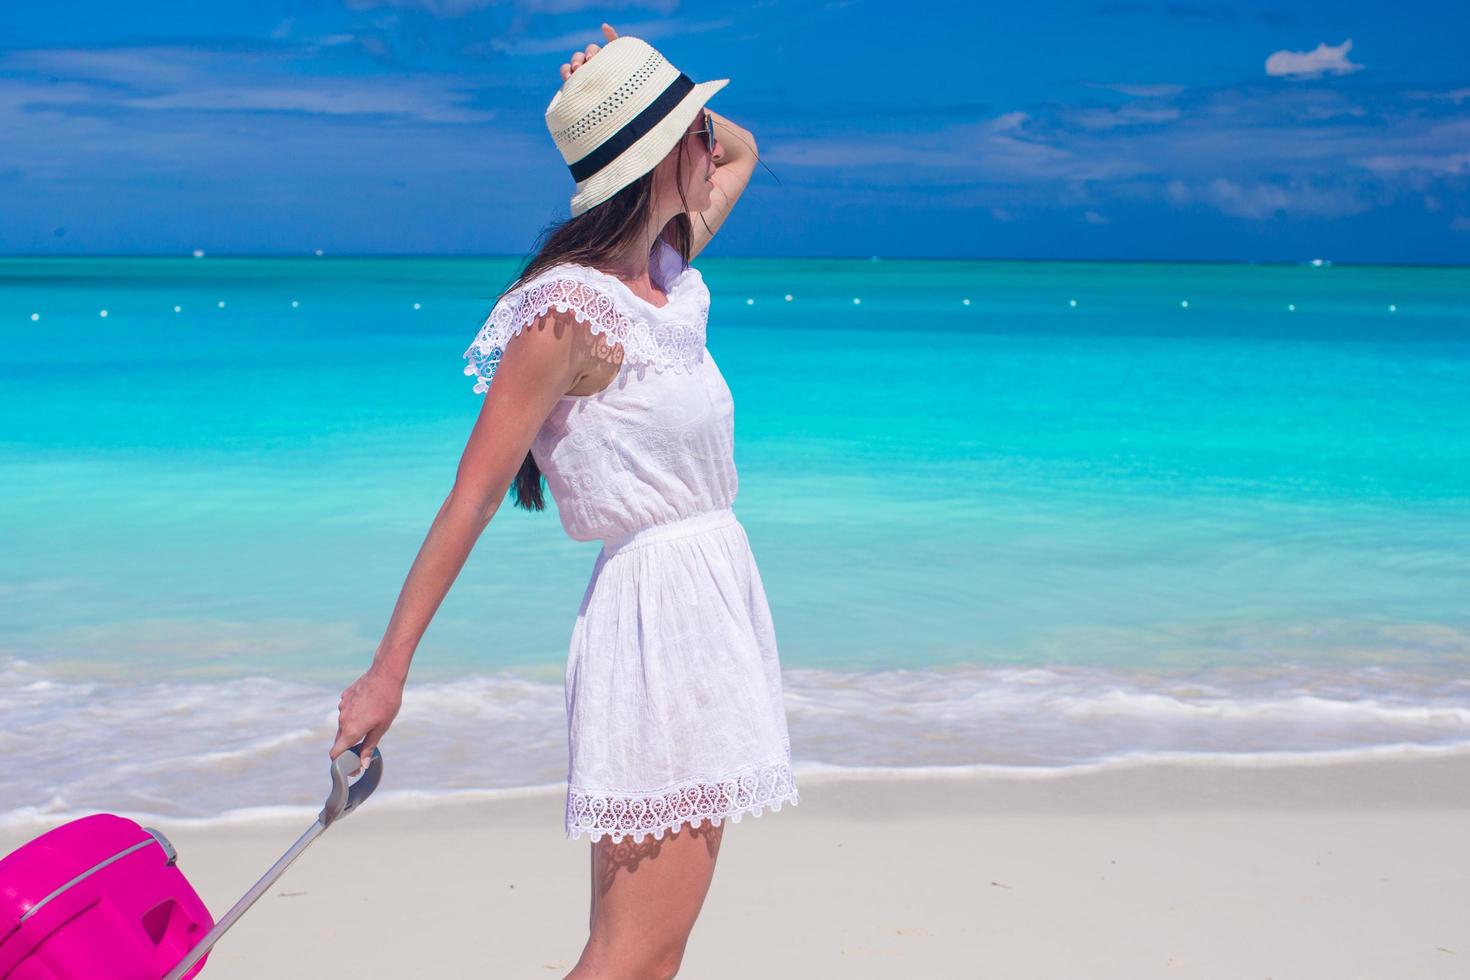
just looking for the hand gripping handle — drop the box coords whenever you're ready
[321,742,384,827]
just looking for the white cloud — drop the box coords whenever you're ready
[0,44,495,124]
[343,0,677,18]
[1083,210,1109,224]
[1451,215,1470,232]
[991,111,1029,132]
[1357,150,1470,176]
[342,0,499,15]
[764,78,1470,227]
[1087,82,1186,98]
[485,17,732,55]
[13,47,201,87]
[1070,102,1181,131]
[0,79,105,111]
[1167,177,1369,219]
[1294,102,1366,121]
[122,81,494,123]
[534,0,679,9]
[1265,39,1364,79]
[1404,87,1470,105]
[767,111,1152,183]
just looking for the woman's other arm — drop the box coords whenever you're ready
[687,109,758,261]
[330,310,589,767]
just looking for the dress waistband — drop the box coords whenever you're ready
[600,507,738,558]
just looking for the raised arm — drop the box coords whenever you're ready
[687,109,758,261]
[330,308,589,768]
[559,23,756,262]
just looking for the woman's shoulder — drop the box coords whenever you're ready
[461,242,707,395]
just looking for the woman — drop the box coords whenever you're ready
[330,24,798,980]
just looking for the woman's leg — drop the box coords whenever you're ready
[566,817,726,980]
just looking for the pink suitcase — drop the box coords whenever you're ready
[0,745,381,979]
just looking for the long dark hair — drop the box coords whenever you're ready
[501,120,775,512]
[501,133,702,511]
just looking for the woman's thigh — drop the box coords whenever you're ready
[577,818,726,976]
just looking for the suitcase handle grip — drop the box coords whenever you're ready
[163,743,386,980]
[319,742,383,828]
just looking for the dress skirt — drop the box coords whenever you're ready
[564,506,800,845]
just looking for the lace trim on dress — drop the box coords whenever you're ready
[567,756,800,845]
[462,263,707,395]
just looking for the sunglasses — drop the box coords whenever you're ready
[689,109,716,153]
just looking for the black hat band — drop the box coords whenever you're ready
[567,72,695,183]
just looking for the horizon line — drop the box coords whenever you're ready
[2,252,1467,270]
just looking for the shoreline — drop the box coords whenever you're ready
[5,742,1470,833]
[4,751,1466,977]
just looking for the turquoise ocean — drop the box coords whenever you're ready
[3,255,1469,825]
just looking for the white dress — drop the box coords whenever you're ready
[462,237,799,845]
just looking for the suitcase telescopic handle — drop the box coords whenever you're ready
[161,742,385,980]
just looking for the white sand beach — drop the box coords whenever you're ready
[4,751,1467,978]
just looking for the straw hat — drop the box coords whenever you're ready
[545,35,729,217]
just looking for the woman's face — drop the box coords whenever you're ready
[658,109,723,212]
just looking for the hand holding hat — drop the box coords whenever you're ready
[545,26,730,216]
[561,23,619,82]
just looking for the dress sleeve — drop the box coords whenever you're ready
[461,271,625,395]
[462,255,706,394]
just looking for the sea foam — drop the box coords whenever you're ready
[5,657,1468,827]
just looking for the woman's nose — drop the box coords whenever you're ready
[712,138,725,164]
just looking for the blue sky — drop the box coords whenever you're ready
[3,1,1468,262]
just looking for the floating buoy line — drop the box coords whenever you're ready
[23,251,1395,322]
[22,295,1421,321]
